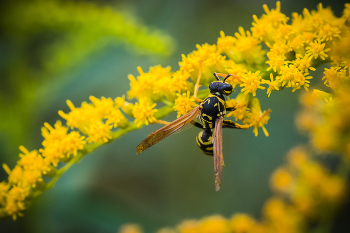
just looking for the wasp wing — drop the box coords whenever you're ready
[136,105,202,154]
[213,116,224,191]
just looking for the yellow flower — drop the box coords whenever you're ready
[311,124,338,151]
[170,70,192,93]
[331,32,350,66]
[270,167,294,193]
[18,146,50,175]
[279,64,312,92]
[58,100,97,132]
[311,89,332,103]
[86,121,113,143]
[177,220,199,233]
[151,66,174,100]
[291,186,315,217]
[5,186,28,220]
[286,146,309,168]
[251,2,288,42]
[245,98,270,136]
[217,31,236,54]
[305,39,330,60]
[263,197,287,221]
[295,110,318,132]
[106,107,129,128]
[301,32,314,44]
[173,91,196,118]
[262,1,289,27]
[61,131,86,156]
[225,63,247,88]
[132,98,158,127]
[40,121,86,166]
[318,23,341,41]
[198,215,230,233]
[179,43,226,85]
[289,35,304,51]
[230,213,255,233]
[89,96,114,118]
[323,66,340,89]
[319,175,346,202]
[240,71,265,96]
[266,40,290,57]
[234,27,266,65]
[263,73,279,97]
[226,92,250,121]
[22,169,43,188]
[300,162,326,188]
[116,95,134,117]
[263,197,301,233]
[273,23,295,41]
[41,121,69,147]
[0,182,9,210]
[3,164,23,186]
[128,66,174,101]
[293,53,316,73]
[266,52,285,72]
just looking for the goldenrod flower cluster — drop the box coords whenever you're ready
[114,2,350,233]
[1,2,350,230]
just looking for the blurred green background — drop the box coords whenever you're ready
[0,0,348,232]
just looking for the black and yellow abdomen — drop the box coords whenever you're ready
[196,129,213,156]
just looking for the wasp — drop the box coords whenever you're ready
[136,72,248,191]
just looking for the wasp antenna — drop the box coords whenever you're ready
[223,74,231,83]
[213,72,220,81]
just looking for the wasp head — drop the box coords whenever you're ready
[209,73,233,96]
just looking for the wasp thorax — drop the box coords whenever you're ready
[209,81,233,95]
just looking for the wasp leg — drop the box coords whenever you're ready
[226,107,237,112]
[191,121,205,129]
[222,120,250,129]
[194,61,204,103]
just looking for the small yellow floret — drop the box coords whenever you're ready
[270,167,294,193]
[40,121,86,166]
[264,73,280,97]
[246,98,271,137]
[173,91,195,118]
[86,121,113,143]
[306,39,330,60]
[177,220,199,233]
[133,98,158,127]
[240,71,265,96]
[198,215,230,233]
[106,108,129,128]
[89,96,114,118]
[230,213,255,233]
[279,64,312,92]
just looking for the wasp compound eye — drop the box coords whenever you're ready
[222,83,233,95]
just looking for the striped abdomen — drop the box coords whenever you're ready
[196,129,213,156]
